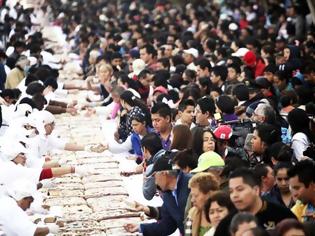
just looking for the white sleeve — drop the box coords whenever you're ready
[0,197,37,236]
[108,135,132,154]
[47,135,67,150]
[292,133,309,161]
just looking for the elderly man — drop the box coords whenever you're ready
[0,179,59,235]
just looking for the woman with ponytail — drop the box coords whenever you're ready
[115,90,152,142]
[250,123,282,166]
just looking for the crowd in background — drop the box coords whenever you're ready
[1,0,315,235]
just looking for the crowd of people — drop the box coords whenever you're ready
[0,0,315,235]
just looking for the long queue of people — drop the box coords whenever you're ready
[1,0,315,235]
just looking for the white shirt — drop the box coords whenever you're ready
[39,134,66,156]
[0,196,37,236]
[175,119,196,130]
[291,132,309,161]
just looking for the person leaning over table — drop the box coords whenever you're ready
[0,179,59,236]
[124,154,192,236]
[36,110,106,156]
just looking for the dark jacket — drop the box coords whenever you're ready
[214,200,297,236]
[143,149,166,200]
[140,171,192,236]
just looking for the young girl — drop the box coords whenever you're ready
[130,114,153,164]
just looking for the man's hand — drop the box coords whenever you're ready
[123,223,139,233]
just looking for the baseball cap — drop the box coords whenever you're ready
[243,51,256,66]
[147,154,177,176]
[232,48,249,57]
[213,125,233,140]
[153,86,168,95]
[183,48,199,58]
[190,151,224,173]
[132,59,146,76]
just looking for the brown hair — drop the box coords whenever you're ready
[188,172,219,194]
[170,124,192,151]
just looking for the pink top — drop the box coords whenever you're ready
[111,102,121,119]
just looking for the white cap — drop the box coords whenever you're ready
[13,103,32,118]
[0,140,28,161]
[229,23,238,31]
[183,48,199,58]
[132,59,146,76]
[38,110,55,125]
[6,179,36,201]
[232,48,249,57]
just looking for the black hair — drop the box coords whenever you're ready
[151,102,171,120]
[0,89,15,99]
[181,85,201,102]
[178,99,195,112]
[255,124,281,146]
[198,77,212,95]
[32,93,47,110]
[44,77,58,90]
[229,168,261,187]
[195,58,212,71]
[25,74,39,86]
[141,133,163,156]
[130,113,146,124]
[253,164,270,182]
[227,63,241,74]
[173,149,198,171]
[288,160,315,188]
[269,142,293,163]
[138,69,152,80]
[120,90,152,127]
[140,44,157,57]
[18,97,37,109]
[204,191,236,223]
[212,66,228,81]
[274,162,293,175]
[280,95,293,108]
[157,57,170,69]
[288,108,315,143]
[183,69,196,82]
[196,96,215,116]
[26,82,45,96]
[216,95,235,114]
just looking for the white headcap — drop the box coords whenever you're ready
[0,140,28,161]
[6,179,36,201]
[38,110,55,125]
[232,48,249,57]
[132,59,146,76]
[183,48,199,58]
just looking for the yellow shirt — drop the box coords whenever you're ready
[291,200,307,222]
[5,67,24,89]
